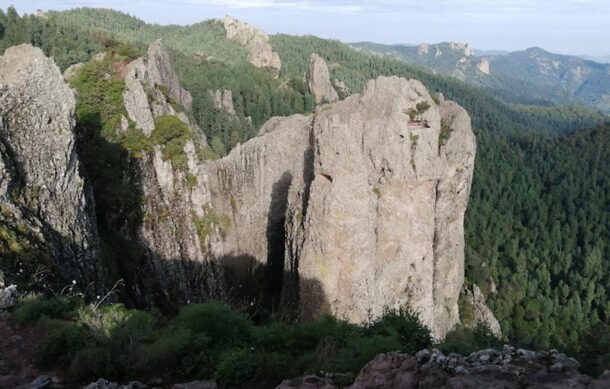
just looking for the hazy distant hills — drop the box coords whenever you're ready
[352,42,610,113]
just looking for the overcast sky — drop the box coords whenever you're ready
[3,0,609,56]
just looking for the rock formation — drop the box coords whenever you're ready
[477,58,491,75]
[147,40,193,110]
[0,45,105,293]
[210,89,236,115]
[200,76,475,338]
[308,54,339,103]
[346,348,610,389]
[222,16,281,71]
[462,284,502,336]
[0,44,481,338]
[118,42,222,306]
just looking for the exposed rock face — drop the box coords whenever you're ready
[0,45,104,293]
[123,41,198,137]
[201,76,475,338]
[147,40,193,110]
[119,42,221,306]
[463,284,502,336]
[308,54,339,104]
[284,77,475,338]
[222,16,281,71]
[209,89,236,115]
[347,348,610,389]
[477,58,491,75]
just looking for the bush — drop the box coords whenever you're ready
[438,324,503,356]
[36,322,95,369]
[14,296,82,324]
[367,307,432,353]
[176,302,252,347]
[215,349,258,386]
[151,115,192,170]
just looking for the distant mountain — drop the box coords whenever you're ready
[580,54,610,64]
[352,42,610,113]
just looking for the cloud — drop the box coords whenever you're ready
[167,0,365,12]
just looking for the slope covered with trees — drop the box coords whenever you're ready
[1,6,609,365]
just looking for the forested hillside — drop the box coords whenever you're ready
[352,41,610,113]
[1,6,609,362]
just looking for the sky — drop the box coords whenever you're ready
[2,0,610,56]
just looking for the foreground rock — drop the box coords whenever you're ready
[279,348,610,389]
[204,76,476,338]
[308,53,339,104]
[0,44,105,293]
[347,347,610,389]
[222,16,281,71]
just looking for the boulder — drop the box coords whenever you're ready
[349,348,599,388]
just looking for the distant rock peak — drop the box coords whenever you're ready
[308,53,339,103]
[221,15,281,71]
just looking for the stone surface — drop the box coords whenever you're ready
[462,284,502,336]
[147,39,193,110]
[63,62,83,81]
[171,380,218,389]
[308,54,338,104]
[347,347,607,389]
[200,76,475,338]
[209,89,236,115]
[283,77,475,338]
[276,375,337,389]
[0,44,104,293]
[222,16,281,71]
[0,284,18,310]
[477,58,491,75]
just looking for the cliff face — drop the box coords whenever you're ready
[0,43,478,338]
[118,41,223,306]
[0,45,105,293]
[285,78,475,338]
[200,77,475,338]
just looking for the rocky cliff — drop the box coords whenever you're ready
[0,45,105,293]
[222,16,282,72]
[1,43,479,338]
[200,76,475,338]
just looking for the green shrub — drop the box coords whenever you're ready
[14,296,82,324]
[439,119,454,148]
[186,173,198,188]
[330,334,401,374]
[176,302,252,347]
[367,307,432,353]
[69,347,111,381]
[151,115,192,170]
[36,322,95,369]
[215,349,258,387]
[194,209,232,241]
[438,324,503,356]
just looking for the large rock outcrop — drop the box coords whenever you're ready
[346,348,610,389]
[278,348,610,389]
[308,54,339,104]
[201,76,475,338]
[222,16,281,71]
[118,42,222,306]
[0,45,104,293]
